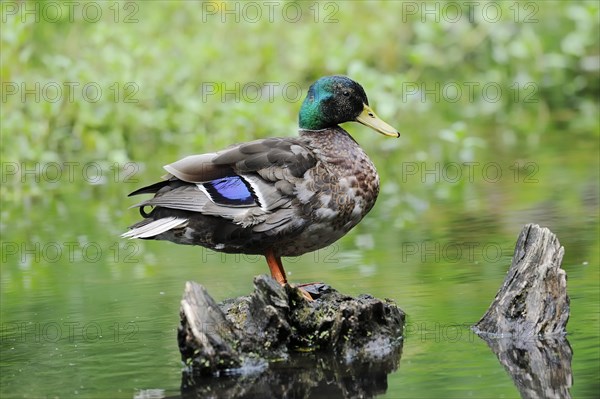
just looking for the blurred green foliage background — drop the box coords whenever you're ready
[2,0,598,164]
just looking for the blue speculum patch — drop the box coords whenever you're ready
[204,176,255,206]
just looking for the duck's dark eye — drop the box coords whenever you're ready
[342,91,350,97]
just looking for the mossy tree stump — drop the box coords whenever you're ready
[178,275,405,393]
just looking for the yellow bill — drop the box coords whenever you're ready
[356,104,400,138]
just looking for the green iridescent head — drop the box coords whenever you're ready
[298,75,399,137]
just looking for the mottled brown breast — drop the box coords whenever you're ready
[298,127,380,231]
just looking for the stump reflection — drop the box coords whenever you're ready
[478,335,573,399]
[180,344,403,399]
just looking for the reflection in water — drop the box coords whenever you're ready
[179,345,402,399]
[477,335,573,399]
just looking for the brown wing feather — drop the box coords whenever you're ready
[213,138,316,178]
[162,153,232,182]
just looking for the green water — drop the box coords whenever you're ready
[1,1,599,398]
[1,129,598,398]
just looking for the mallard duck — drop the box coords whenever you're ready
[122,76,399,299]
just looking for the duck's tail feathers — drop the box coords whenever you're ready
[127,180,171,197]
[121,217,188,239]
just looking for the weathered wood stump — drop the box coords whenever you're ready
[473,224,572,399]
[474,223,569,337]
[178,274,405,392]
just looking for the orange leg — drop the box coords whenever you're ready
[265,248,287,285]
[265,248,313,301]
